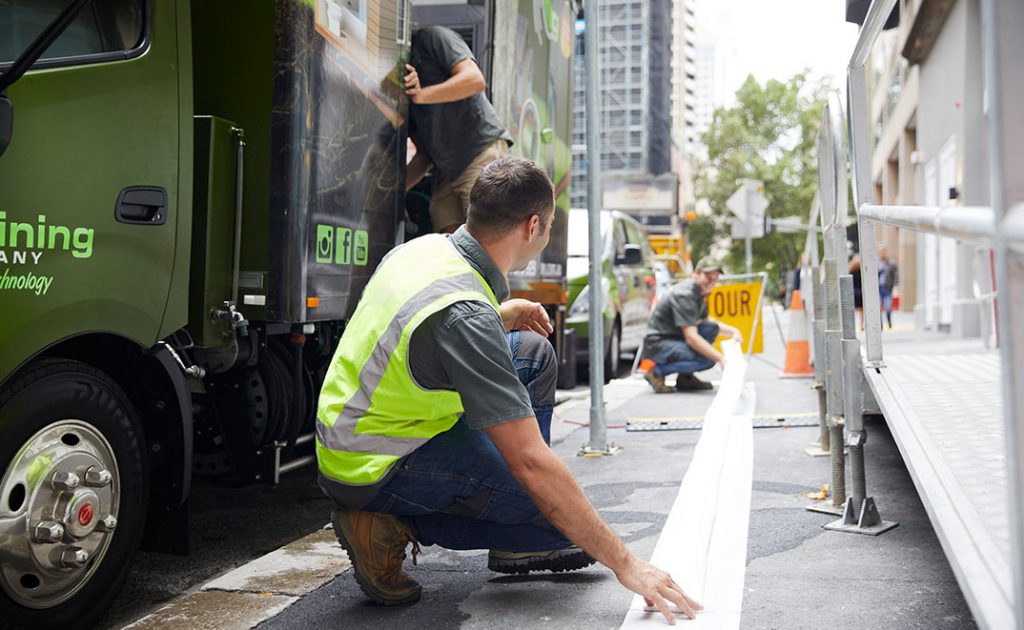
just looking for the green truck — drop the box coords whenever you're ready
[0,1,575,626]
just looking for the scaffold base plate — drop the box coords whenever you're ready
[806,500,845,516]
[823,497,898,536]
[824,518,899,536]
[578,444,622,457]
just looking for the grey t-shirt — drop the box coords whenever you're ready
[644,279,708,351]
[407,228,534,428]
[409,26,512,181]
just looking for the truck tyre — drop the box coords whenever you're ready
[604,324,621,384]
[0,359,147,630]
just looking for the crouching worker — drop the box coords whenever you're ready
[316,157,700,623]
[642,257,743,393]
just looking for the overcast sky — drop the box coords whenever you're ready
[696,0,861,101]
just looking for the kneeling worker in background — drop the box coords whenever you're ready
[642,257,743,393]
[316,157,700,623]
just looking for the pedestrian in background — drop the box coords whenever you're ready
[849,256,863,330]
[877,248,899,329]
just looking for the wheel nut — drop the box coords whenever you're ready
[34,521,65,543]
[84,467,112,488]
[51,471,81,491]
[61,546,90,568]
[97,515,118,532]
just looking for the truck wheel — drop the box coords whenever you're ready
[0,359,147,630]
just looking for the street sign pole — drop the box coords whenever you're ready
[728,180,767,275]
[581,5,616,457]
[745,184,753,275]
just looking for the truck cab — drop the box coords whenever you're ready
[0,1,574,626]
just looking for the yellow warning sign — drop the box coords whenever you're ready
[709,282,764,354]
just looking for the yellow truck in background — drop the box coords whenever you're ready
[648,232,691,277]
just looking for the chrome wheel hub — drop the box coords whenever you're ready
[0,421,120,609]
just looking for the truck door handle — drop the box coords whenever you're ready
[116,186,168,225]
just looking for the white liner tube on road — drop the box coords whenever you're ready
[621,340,755,628]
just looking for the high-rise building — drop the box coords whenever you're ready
[671,0,698,159]
[571,0,677,210]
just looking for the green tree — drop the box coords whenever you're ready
[693,72,830,293]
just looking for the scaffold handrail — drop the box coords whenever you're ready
[817,2,1024,628]
[1007,202,1024,255]
[857,204,995,244]
[849,0,899,70]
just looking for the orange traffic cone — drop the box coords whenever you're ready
[781,290,814,378]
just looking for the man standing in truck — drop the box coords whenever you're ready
[317,157,700,623]
[403,24,512,233]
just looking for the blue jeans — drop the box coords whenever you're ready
[362,331,569,552]
[879,287,893,312]
[879,287,893,326]
[649,321,719,377]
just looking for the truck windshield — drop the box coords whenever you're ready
[0,0,144,67]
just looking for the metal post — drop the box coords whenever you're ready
[804,104,844,486]
[848,5,894,366]
[581,2,616,457]
[747,272,768,356]
[807,255,847,516]
[822,106,849,511]
[745,184,753,275]
[824,275,896,535]
[808,100,848,514]
[824,259,846,512]
[839,276,863,515]
[982,0,1024,624]
[231,127,246,308]
[807,267,830,457]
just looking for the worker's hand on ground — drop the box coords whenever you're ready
[615,557,701,624]
[500,299,553,336]
[404,64,424,103]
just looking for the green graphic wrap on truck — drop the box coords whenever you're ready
[0,212,95,296]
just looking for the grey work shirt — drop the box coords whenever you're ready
[643,279,708,355]
[409,26,512,181]
[407,228,534,427]
[327,227,534,509]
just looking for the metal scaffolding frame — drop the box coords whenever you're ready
[805,0,1024,627]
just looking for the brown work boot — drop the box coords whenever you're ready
[488,544,596,574]
[644,370,674,394]
[331,509,422,605]
[675,374,714,391]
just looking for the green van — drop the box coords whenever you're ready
[566,209,657,381]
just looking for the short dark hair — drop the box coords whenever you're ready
[466,157,554,237]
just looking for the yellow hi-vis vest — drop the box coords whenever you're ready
[316,234,500,488]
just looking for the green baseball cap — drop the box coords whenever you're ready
[694,256,724,273]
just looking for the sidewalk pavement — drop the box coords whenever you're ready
[126,309,976,629]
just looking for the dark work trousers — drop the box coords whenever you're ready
[649,321,720,378]
[362,330,569,552]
